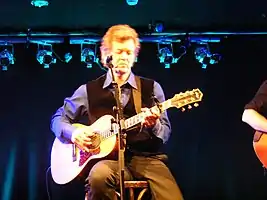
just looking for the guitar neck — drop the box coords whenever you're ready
[124,99,173,129]
[100,88,203,139]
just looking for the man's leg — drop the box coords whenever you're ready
[85,160,133,200]
[128,155,183,200]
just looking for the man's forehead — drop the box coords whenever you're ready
[112,40,135,48]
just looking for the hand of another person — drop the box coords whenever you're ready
[141,107,160,128]
[71,127,94,152]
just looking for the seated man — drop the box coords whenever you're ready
[50,24,183,200]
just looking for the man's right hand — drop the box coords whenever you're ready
[71,127,94,152]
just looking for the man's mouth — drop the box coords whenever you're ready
[117,63,128,67]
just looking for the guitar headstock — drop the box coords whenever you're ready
[171,88,203,111]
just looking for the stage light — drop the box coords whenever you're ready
[0,43,15,71]
[81,48,96,68]
[148,21,164,33]
[0,49,14,71]
[194,47,207,67]
[80,42,99,68]
[157,43,178,68]
[36,44,56,68]
[64,53,72,63]
[126,0,138,6]
[194,47,221,69]
[155,23,164,33]
[31,0,49,7]
[37,50,56,68]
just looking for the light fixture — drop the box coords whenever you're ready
[157,43,178,68]
[194,46,221,69]
[126,0,138,6]
[36,44,56,68]
[31,0,49,7]
[64,53,72,63]
[0,44,15,71]
[148,21,164,33]
[81,42,99,68]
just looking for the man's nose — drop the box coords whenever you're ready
[120,51,128,58]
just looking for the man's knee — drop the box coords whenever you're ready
[88,160,117,188]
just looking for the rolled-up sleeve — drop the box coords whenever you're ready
[245,80,267,114]
[50,84,88,140]
[151,81,171,144]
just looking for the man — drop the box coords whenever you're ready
[242,80,267,132]
[50,24,183,200]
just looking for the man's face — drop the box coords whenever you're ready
[110,39,136,79]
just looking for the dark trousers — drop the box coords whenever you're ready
[85,154,184,200]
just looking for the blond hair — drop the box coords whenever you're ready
[100,24,141,66]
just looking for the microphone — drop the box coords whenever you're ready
[106,55,113,68]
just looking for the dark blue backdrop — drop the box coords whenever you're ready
[1,37,267,200]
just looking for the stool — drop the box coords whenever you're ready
[85,180,149,200]
[116,180,149,200]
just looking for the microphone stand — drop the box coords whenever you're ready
[106,56,126,200]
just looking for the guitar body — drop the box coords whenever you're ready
[253,131,267,168]
[51,115,117,185]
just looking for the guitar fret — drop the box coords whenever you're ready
[103,131,106,139]
[128,118,131,127]
[138,114,141,122]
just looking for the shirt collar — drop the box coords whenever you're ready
[103,70,137,89]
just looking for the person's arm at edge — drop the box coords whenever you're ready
[50,84,88,141]
[242,80,267,132]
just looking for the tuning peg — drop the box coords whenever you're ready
[181,107,185,112]
[194,103,199,107]
[188,105,192,109]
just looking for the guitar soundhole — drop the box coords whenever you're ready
[90,133,101,149]
[79,147,100,166]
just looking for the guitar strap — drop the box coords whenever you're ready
[133,76,142,114]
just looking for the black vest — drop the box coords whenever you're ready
[86,74,163,155]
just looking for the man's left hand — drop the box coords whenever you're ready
[141,107,160,128]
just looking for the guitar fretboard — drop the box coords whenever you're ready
[125,99,172,129]
[99,99,172,140]
[98,89,203,140]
